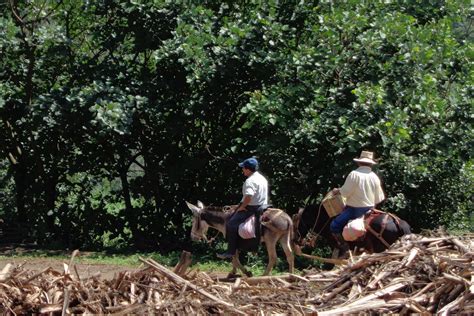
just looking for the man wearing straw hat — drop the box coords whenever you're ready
[330,150,385,256]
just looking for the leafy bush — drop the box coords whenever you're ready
[0,1,471,250]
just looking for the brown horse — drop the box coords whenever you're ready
[294,204,411,257]
[186,201,294,277]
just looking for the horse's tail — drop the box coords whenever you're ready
[291,207,304,245]
[287,218,295,253]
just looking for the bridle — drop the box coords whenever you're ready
[190,214,205,241]
[191,210,222,244]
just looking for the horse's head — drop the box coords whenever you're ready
[295,204,333,248]
[185,201,210,241]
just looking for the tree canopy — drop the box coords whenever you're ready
[0,0,472,250]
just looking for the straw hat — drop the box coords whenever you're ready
[353,151,377,165]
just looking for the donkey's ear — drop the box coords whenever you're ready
[197,200,204,209]
[185,201,201,215]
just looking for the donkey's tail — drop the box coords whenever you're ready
[286,215,298,254]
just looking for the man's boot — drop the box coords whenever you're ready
[332,233,350,258]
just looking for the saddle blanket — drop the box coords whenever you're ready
[238,215,256,239]
[342,216,366,241]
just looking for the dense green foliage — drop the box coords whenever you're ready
[0,1,472,251]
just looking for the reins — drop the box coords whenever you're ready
[293,202,348,265]
[191,213,205,241]
[300,202,331,248]
[191,207,228,244]
[206,230,222,244]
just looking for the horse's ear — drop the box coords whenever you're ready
[185,201,201,215]
[197,200,204,209]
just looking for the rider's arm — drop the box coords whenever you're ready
[373,176,386,206]
[238,195,252,211]
[334,171,356,199]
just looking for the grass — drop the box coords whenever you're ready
[0,237,326,275]
[0,247,301,276]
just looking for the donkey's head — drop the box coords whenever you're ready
[185,201,210,241]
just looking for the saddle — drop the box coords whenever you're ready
[238,204,271,240]
[343,209,403,248]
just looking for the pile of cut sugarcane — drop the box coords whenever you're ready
[305,232,473,314]
[0,232,472,315]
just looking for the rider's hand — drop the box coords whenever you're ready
[332,188,340,195]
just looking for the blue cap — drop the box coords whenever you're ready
[238,157,259,170]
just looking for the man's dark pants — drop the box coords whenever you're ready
[225,205,260,255]
[330,205,372,233]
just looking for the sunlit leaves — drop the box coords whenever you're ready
[0,0,471,249]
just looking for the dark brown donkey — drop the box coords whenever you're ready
[186,201,294,277]
[294,204,411,256]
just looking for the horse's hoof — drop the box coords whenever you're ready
[226,273,240,279]
[244,271,253,278]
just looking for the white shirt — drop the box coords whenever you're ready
[339,166,385,207]
[242,171,268,206]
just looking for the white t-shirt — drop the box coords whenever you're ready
[242,171,268,206]
[339,166,385,208]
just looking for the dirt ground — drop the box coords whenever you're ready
[0,245,140,280]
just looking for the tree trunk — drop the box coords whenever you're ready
[119,161,142,246]
[12,162,28,225]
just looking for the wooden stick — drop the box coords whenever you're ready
[73,265,82,284]
[322,273,353,292]
[305,277,338,282]
[367,270,391,290]
[298,251,348,265]
[412,237,450,244]
[39,304,62,313]
[289,274,309,283]
[232,277,241,292]
[322,279,352,302]
[437,292,468,315]
[452,238,470,253]
[139,257,243,314]
[446,283,465,302]
[317,298,399,315]
[26,267,52,283]
[442,273,469,286]
[471,273,474,294]
[0,263,12,282]
[342,279,411,306]
[294,244,347,264]
[402,300,430,315]
[61,286,70,316]
[412,282,435,298]
[67,249,80,276]
[275,277,292,287]
[107,303,148,315]
[403,248,419,267]
[428,283,453,310]
[173,251,192,276]
[240,274,293,284]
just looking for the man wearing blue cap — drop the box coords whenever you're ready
[217,157,269,259]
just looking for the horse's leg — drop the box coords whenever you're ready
[279,231,294,274]
[358,234,374,253]
[228,254,238,277]
[230,250,251,277]
[263,233,278,276]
